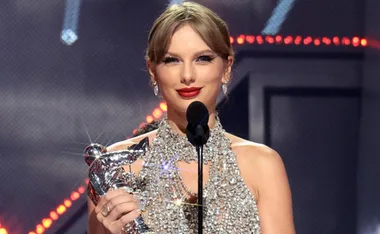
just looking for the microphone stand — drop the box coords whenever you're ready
[196,144,203,234]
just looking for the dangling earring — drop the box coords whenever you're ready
[152,81,159,96]
[222,83,228,95]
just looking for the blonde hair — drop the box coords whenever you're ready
[146,1,234,64]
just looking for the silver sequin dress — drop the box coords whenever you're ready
[135,118,261,233]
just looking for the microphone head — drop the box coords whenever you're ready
[186,101,209,126]
[186,101,210,147]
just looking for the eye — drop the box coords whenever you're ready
[196,55,215,63]
[162,56,179,64]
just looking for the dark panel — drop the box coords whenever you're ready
[264,88,360,234]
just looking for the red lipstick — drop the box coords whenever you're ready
[176,87,202,98]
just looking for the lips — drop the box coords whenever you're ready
[176,87,202,98]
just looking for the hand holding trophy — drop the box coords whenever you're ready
[84,138,154,234]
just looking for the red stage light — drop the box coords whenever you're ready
[229,36,234,44]
[152,108,163,119]
[36,224,45,234]
[266,36,275,44]
[284,36,293,44]
[322,37,331,45]
[159,102,167,111]
[70,191,80,201]
[294,36,302,45]
[50,211,59,221]
[236,35,245,44]
[0,228,8,234]
[64,199,72,208]
[42,219,52,229]
[361,38,367,46]
[275,35,282,44]
[78,186,85,194]
[146,115,154,123]
[256,35,264,44]
[342,37,351,46]
[332,36,340,45]
[228,34,366,47]
[246,35,255,44]
[303,36,312,45]
[56,205,66,215]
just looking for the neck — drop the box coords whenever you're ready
[166,106,217,136]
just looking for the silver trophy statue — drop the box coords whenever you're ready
[84,137,154,233]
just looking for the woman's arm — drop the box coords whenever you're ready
[239,144,295,234]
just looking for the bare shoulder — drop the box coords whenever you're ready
[106,130,158,152]
[227,133,284,169]
[226,133,288,201]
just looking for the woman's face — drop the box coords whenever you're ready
[148,24,233,114]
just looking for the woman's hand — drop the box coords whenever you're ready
[94,188,141,234]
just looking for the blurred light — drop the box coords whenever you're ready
[138,122,145,128]
[352,37,360,43]
[256,36,264,44]
[61,0,82,46]
[227,35,366,48]
[32,183,87,234]
[159,102,167,111]
[50,211,59,221]
[60,29,78,46]
[28,232,36,234]
[303,36,312,45]
[361,38,367,46]
[246,35,255,44]
[132,129,138,135]
[0,228,8,234]
[229,36,234,44]
[352,37,360,47]
[57,205,66,215]
[262,0,296,35]
[294,36,302,45]
[64,199,72,208]
[322,37,331,45]
[333,36,340,45]
[266,36,275,44]
[146,115,154,123]
[153,108,163,119]
[342,37,351,46]
[78,186,85,194]
[84,178,89,184]
[284,36,293,44]
[42,219,52,229]
[275,35,282,44]
[71,191,80,201]
[36,224,45,234]
[237,35,245,44]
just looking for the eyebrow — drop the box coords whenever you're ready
[165,49,216,57]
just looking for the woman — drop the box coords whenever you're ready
[88,1,295,233]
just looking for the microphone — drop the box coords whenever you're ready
[186,101,210,147]
[185,101,210,234]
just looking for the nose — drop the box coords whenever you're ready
[180,62,195,85]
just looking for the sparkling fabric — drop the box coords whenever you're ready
[136,117,261,233]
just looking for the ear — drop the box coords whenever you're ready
[222,55,234,84]
[146,59,156,83]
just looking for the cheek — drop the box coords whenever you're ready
[200,66,224,84]
[155,68,179,87]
